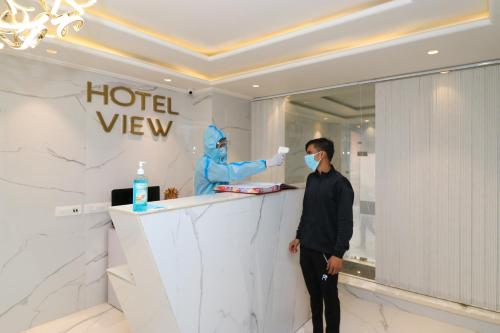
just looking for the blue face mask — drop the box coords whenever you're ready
[304,152,321,171]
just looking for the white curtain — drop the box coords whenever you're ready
[250,97,286,183]
[376,65,500,311]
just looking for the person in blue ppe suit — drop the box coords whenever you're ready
[195,124,285,195]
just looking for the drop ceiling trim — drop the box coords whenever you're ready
[252,59,500,101]
[85,0,408,59]
[0,48,193,94]
[35,11,491,86]
[206,0,411,61]
[5,2,493,99]
[322,96,375,111]
[213,13,491,84]
[45,37,211,83]
[287,102,347,124]
[83,13,206,60]
[194,87,252,101]
[289,100,375,120]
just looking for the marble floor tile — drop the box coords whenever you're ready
[297,287,473,333]
[25,295,475,333]
[22,304,132,333]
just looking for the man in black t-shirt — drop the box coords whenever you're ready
[289,138,354,333]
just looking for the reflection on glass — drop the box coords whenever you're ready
[284,83,376,271]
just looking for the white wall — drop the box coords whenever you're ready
[376,65,500,311]
[250,97,286,183]
[212,91,251,163]
[0,55,250,333]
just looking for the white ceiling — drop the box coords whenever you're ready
[289,84,375,119]
[2,0,499,99]
[92,0,374,50]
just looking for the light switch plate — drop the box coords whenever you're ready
[55,205,82,217]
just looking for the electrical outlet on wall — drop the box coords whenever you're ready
[55,205,83,217]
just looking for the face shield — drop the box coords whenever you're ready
[216,138,228,149]
[216,138,228,163]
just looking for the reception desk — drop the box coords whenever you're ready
[107,188,310,333]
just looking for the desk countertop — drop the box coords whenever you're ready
[109,183,305,216]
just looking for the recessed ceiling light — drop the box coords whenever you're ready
[46,49,57,54]
[364,119,370,123]
[323,117,329,120]
[440,71,449,74]
[252,84,260,88]
[427,49,439,55]
[163,78,172,82]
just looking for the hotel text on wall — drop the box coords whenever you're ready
[86,81,179,137]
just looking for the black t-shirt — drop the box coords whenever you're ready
[296,166,354,258]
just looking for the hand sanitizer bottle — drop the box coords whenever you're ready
[133,161,148,212]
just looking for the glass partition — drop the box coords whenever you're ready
[285,83,376,277]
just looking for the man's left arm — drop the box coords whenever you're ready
[327,179,354,275]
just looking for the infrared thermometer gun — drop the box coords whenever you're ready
[278,146,290,155]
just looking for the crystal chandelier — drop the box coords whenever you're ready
[0,0,96,50]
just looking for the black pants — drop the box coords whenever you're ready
[300,246,340,333]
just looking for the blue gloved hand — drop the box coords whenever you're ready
[266,153,285,167]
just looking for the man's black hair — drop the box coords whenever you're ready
[305,138,334,161]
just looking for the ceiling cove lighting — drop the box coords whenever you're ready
[0,0,96,50]
[427,49,439,55]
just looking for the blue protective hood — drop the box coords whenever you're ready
[195,124,267,195]
[204,124,227,163]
